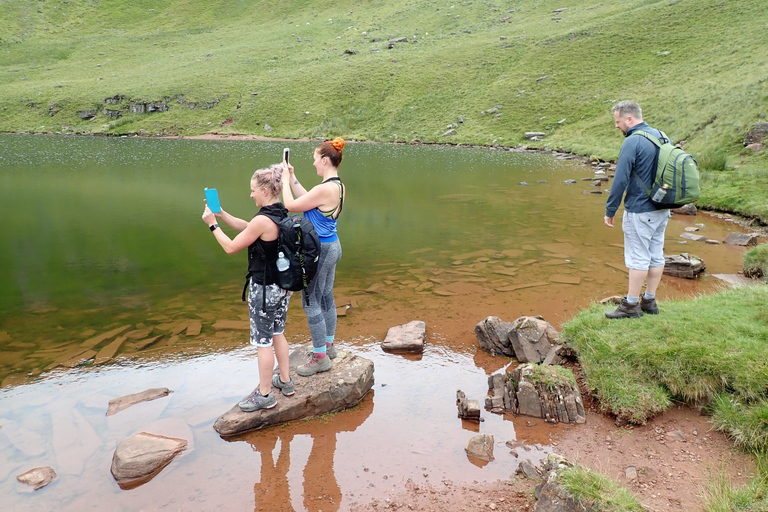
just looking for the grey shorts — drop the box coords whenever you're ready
[622,209,671,270]
[247,282,292,347]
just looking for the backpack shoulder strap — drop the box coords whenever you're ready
[632,129,672,146]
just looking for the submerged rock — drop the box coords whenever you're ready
[213,349,374,436]
[17,466,57,490]
[110,432,188,490]
[106,388,172,416]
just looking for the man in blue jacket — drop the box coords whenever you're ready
[604,100,670,319]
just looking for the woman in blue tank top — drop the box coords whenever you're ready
[281,138,346,377]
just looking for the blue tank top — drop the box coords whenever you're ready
[304,177,343,242]
[305,208,338,242]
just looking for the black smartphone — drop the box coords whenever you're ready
[283,147,290,164]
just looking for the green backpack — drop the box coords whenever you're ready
[631,130,700,208]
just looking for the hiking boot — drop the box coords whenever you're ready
[297,353,332,376]
[271,374,295,396]
[605,298,644,319]
[640,296,659,315]
[326,343,337,360]
[238,389,276,412]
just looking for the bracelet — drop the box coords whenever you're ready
[209,223,219,232]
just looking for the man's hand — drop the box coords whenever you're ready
[604,216,614,228]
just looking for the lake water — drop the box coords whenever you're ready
[0,134,749,510]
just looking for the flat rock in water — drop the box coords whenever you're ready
[17,466,57,490]
[106,388,172,416]
[110,432,187,490]
[723,232,759,246]
[213,349,374,437]
[712,274,763,287]
[381,320,426,353]
[663,253,706,279]
[680,232,706,242]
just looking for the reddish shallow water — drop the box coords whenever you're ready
[0,202,752,511]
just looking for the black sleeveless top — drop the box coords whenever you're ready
[246,203,287,285]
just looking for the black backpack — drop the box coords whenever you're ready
[242,211,320,310]
[270,214,321,295]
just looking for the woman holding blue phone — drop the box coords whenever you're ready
[281,138,346,377]
[201,165,296,412]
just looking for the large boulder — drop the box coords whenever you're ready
[475,316,516,356]
[509,316,560,363]
[486,364,585,424]
[744,123,768,146]
[110,432,188,490]
[476,315,560,363]
[213,349,374,436]
[663,253,706,278]
[381,320,426,353]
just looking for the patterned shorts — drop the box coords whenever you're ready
[247,282,292,347]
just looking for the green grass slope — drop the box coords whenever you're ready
[1,0,767,219]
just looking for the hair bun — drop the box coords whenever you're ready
[331,137,345,151]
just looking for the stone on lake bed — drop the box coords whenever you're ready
[17,466,57,490]
[79,325,132,349]
[213,348,374,436]
[548,275,581,285]
[110,432,187,490]
[680,232,707,242]
[106,387,172,416]
[381,320,426,353]
[212,320,249,330]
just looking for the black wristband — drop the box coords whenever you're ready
[209,223,219,232]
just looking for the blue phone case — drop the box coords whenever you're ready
[204,188,221,213]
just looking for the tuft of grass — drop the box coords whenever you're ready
[710,394,768,453]
[697,148,729,171]
[744,244,768,280]
[524,363,577,391]
[558,466,645,511]
[702,454,768,512]
[562,286,768,424]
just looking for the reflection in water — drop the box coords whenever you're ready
[242,396,373,512]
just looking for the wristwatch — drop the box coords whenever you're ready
[209,223,219,232]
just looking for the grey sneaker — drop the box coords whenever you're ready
[605,298,643,319]
[326,343,337,360]
[238,389,276,412]
[297,353,332,376]
[271,374,295,396]
[640,296,659,314]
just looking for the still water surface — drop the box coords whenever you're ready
[0,134,748,510]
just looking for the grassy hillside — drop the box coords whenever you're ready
[1,0,767,219]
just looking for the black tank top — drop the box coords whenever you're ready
[246,203,287,284]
